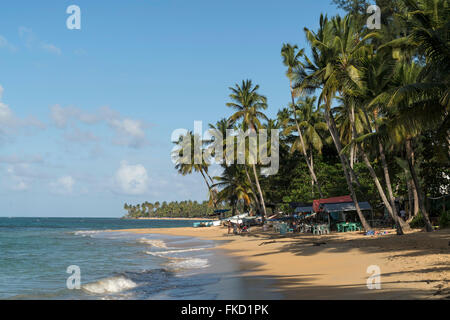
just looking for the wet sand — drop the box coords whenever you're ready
[118,226,450,299]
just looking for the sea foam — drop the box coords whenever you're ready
[145,247,206,257]
[137,238,168,248]
[83,276,137,294]
[166,258,209,270]
[73,230,102,237]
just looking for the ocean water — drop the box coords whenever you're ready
[0,217,240,300]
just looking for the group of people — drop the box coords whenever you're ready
[226,220,249,235]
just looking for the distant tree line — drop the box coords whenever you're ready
[123,200,237,218]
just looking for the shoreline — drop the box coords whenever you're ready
[116,226,450,299]
[125,217,216,221]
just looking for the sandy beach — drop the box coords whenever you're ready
[118,226,450,300]
[130,217,215,221]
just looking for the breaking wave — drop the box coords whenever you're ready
[145,247,206,257]
[137,238,168,248]
[83,276,137,294]
[166,258,209,270]
[73,230,103,237]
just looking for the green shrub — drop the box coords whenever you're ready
[409,212,425,229]
[439,210,450,229]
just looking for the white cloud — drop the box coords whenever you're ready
[110,118,145,138]
[114,161,149,195]
[0,85,45,143]
[18,26,61,55]
[0,35,17,52]
[109,118,147,148]
[64,127,98,144]
[0,85,14,125]
[18,27,35,48]
[12,181,28,191]
[50,105,85,128]
[41,43,61,55]
[5,164,39,192]
[0,100,14,123]
[0,154,44,164]
[50,105,149,149]
[51,175,75,194]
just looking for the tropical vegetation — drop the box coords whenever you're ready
[126,0,449,231]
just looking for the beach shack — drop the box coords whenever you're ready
[294,205,316,221]
[312,195,353,213]
[320,201,373,232]
[291,196,373,232]
[294,204,314,215]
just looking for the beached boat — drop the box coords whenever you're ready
[222,213,249,224]
[193,213,250,227]
[193,221,214,228]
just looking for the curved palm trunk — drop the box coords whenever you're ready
[290,84,324,198]
[406,139,433,232]
[205,171,214,185]
[205,171,219,209]
[247,123,267,222]
[244,165,261,212]
[361,151,405,234]
[404,157,419,221]
[231,198,237,217]
[200,170,217,209]
[252,163,267,222]
[406,172,414,219]
[324,106,371,231]
[349,104,356,177]
[200,169,211,189]
[350,145,355,169]
[327,109,362,188]
[360,107,408,233]
[310,152,315,197]
[412,179,420,218]
[378,140,411,232]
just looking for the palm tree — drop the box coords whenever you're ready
[301,14,373,231]
[380,61,436,232]
[382,0,449,148]
[334,98,366,170]
[380,0,449,231]
[226,80,269,220]
[324,15,410,234]
[331,49,409,234]
[212,165,253,216]
[281,44,324,197]
[173,131,218,208]
[208,118,262,212]
[283,96,328,196]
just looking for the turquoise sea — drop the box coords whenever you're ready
[0,217,242,300]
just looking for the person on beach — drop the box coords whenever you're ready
[227,220,232,234]
[233,223,238,235]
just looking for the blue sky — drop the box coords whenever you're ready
[0,0,341,217]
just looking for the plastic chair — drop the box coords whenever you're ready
[273,223,280,233]
[313,225,321,235]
